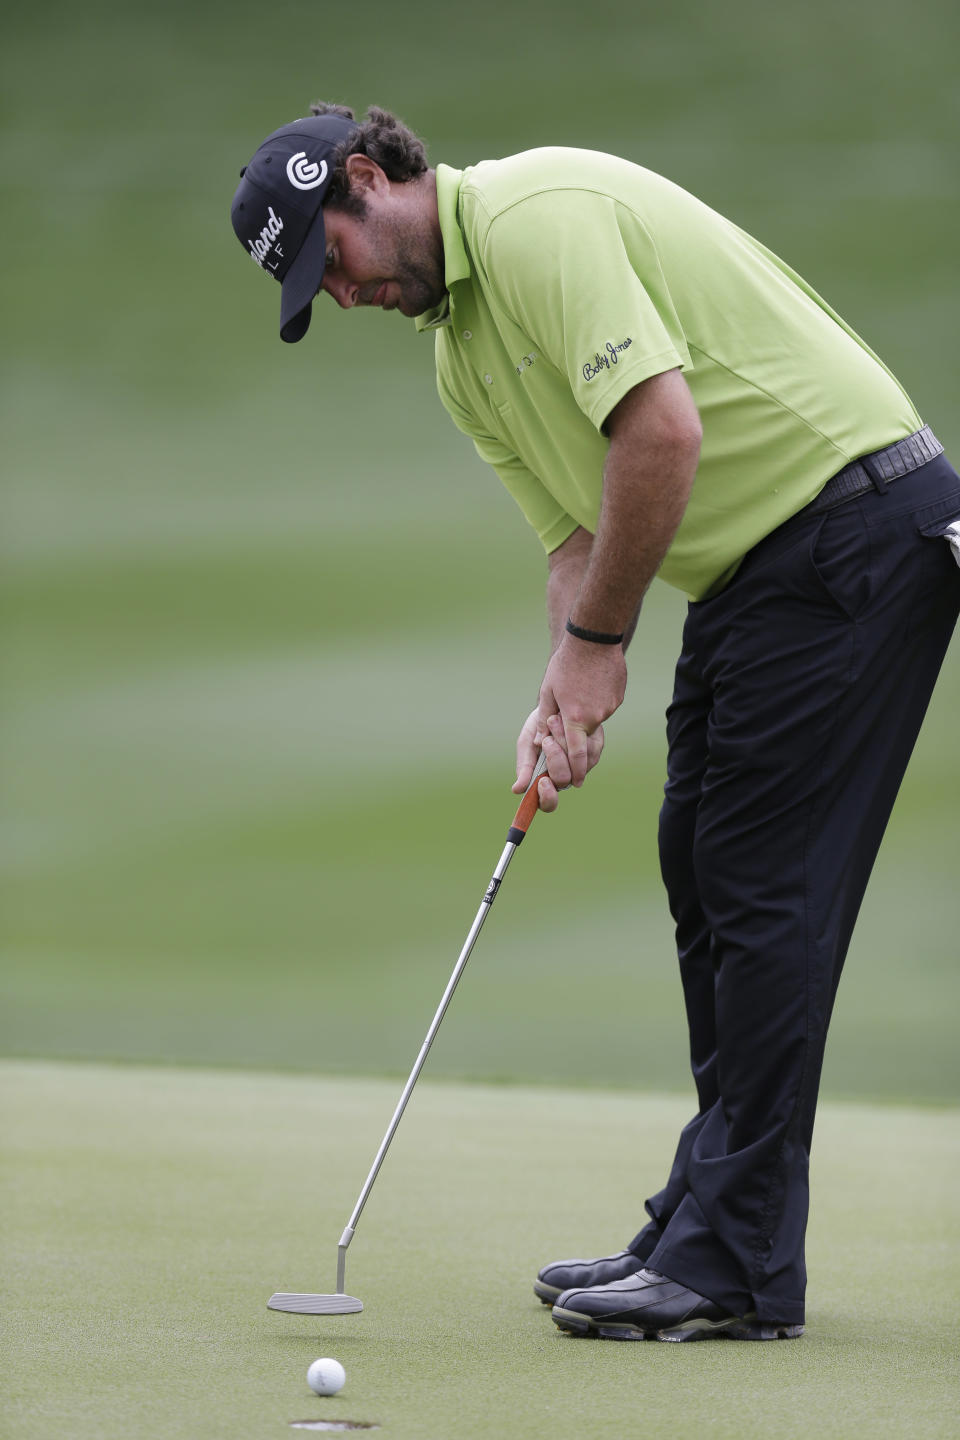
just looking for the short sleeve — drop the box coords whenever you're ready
[436,369,579,553]
[477,189,691,432]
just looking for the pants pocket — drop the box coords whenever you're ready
[906,502,960,637]
[914,501,960,568]
[808,506,872,621]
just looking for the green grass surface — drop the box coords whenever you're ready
[3,6,957,1436]
[3,1061,959,1440]
[2,0,959,1102]
[2,0,958,1104]
[2,639,958,1100]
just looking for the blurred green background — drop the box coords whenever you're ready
[2,0,958,1102]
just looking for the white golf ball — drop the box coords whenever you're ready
[307,1357,346,1396]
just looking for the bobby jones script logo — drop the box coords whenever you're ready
[286,153,328,191]
[582,337,634,381]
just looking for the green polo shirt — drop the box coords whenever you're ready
[416,150,922,599]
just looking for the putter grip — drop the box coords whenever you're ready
[507,753,549,843]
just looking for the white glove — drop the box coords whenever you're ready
[945,522,960,569]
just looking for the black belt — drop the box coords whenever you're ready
[807,426,943,515]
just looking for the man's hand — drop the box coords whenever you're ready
[538,632,625,787]
[512,670,610,810]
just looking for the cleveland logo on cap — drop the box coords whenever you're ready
[247,205,284,268]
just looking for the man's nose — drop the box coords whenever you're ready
[322,273,358,309]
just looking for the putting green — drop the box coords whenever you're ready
[3,0,959,1111]
[3,1061,957,1440]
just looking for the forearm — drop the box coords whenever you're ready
[544,371,700,657]
[570,388,700,639]
[518,370,702,798]
[550,536,643,653]
[546,529,593,651]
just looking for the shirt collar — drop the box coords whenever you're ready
[415,164,469,332]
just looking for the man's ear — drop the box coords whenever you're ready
[343,152,388,194]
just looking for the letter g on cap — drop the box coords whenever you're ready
[286,153,328,191]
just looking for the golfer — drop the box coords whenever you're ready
[231,104,960,1341]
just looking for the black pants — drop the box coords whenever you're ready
[628,452,960,1325]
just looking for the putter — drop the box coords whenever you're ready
[268,751,550,1316]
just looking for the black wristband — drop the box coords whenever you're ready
[565,618,624,645]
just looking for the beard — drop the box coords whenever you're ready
[366,209,447,317]
[392,260,447,316]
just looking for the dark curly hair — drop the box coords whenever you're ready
[308,101,429,215]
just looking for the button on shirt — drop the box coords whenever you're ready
[416,151,922,599]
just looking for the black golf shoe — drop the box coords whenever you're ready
[534,1249,643,1306]
[552,1267,804,1342]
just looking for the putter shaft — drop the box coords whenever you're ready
[269,752,549,1315]
[337,754,549,1277]
[337,837,521,1275]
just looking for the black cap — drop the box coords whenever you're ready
[231,113,360,343]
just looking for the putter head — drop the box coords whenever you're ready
[267,1292,364,1315]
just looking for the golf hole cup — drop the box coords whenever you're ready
[307,1357,346,1395]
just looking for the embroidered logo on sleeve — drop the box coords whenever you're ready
[582,338,634,381]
